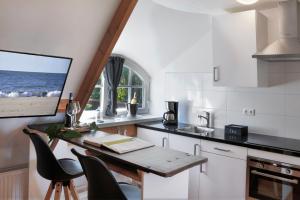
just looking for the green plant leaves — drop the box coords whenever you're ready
[45,124,81,143]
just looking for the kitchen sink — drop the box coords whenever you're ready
[177,126,214,136]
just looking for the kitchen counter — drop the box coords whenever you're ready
[136,121,300,157]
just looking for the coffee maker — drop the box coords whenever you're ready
[163,101,178,125]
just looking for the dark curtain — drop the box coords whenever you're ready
[104,56,125,116]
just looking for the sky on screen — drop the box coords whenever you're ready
[0,51,70,74]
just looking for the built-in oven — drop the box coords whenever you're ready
[247,156,300,200]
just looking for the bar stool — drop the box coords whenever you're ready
[23,129,84,200]
[71,148,141,200]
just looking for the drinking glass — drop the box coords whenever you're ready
[73,101,81,127]
[66,102,77,129]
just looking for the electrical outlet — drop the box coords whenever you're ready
[242,108,248,115]
[242,108,255,116]
[248,109,255,116]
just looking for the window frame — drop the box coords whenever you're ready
[85,55,150,115]
[115,56,150,114]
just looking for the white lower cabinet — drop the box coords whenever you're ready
[137,128,247,200]
[137,128,189,199]
[199,141,247,200]
[137,127,169,147]
[169,134,201,200]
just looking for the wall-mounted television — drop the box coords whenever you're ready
[0,50,72,118]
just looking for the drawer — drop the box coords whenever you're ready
[200,140,247,160]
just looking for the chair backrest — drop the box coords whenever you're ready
[23,129,65,181]
[71,148,127,200]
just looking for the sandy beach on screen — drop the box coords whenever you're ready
[0,96,60,117]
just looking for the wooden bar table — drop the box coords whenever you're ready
[28,123,207,199]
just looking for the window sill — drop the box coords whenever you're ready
[80,111,161,129]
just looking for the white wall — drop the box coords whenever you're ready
[114,0,300,140]
[0,0,120,170]
[113,0,213,117]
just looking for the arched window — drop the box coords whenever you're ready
[84,56,150,117]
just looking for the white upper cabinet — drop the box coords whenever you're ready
[212,10,268,87]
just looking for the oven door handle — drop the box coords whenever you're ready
[251,170,299,184]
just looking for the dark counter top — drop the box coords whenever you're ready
[136,121,300,157]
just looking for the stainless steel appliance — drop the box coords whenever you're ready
[163,101,178,125]
[253,0,300,61]
[247,156,300,200]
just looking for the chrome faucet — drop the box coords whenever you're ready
[198,111,211,128]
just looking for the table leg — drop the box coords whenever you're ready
[137,170,144,200]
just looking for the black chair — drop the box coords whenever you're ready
[71,148,141,200]
[23,129,83,200]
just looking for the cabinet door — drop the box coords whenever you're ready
[212,10,259,87]
[137,127,169,147]
[169,134,201,200]
[137,129,189,199]
[199,151,247,200]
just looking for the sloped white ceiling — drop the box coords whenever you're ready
[0,0,121,98]
[0,0,120,170]
[152,0,280,14]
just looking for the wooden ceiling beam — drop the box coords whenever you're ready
[58,0,137,114]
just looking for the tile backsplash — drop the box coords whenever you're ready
[164,62,300,139]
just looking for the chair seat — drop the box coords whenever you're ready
[58,158,84,179]
[119,183,141,200]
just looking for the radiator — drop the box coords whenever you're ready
[0,168,28,200]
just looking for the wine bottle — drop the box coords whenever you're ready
[130,92,137,104]
[64,92,73,127]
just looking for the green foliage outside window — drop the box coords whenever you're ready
[131,72,143,86]
[119,67,129,86]
[90,87,100,99]
[117,88,128,102]
[84,66,145,111]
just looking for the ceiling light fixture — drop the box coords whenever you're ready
[236,0,259,5]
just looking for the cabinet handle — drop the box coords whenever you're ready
[214,147,231,152]
[194,144,200,156]
[213,66,219,82]
[200,164,204,173]
[251,170,298,184]
[162,137,168,148]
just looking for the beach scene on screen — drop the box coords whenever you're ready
[0,51,70,117]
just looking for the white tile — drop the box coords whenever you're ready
[227,111,251,127]
[202,90,227,110]
[285,73,300,94]
[285,116,300,139]
[247,114,285,137]
[164,73,186,101]
[285,94,300,117]
[210,109,227,128]
[202,73,227,91]
[227,73,285,94]
[186,90,203,107]
[188,107,227,128]
[183,73,202,90]
[178,99,191,124]
[227,111,285,137]
[227,92,285,115]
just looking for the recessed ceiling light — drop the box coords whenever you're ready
[236,0,259,5]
